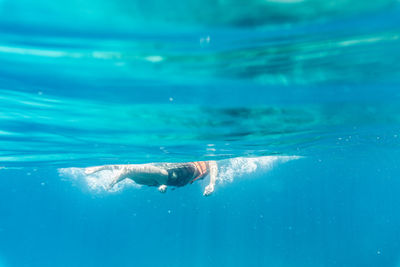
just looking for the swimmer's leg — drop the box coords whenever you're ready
[107,173,125,190]
[108,164,169,189]
[84,165,125,175]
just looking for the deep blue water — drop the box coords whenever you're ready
[1,0,400,266]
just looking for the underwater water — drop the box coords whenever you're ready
[1,0,400,266]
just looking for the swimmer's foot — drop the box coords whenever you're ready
[106,176,120,190]
[106,171,129,191]
[106,180,116,191]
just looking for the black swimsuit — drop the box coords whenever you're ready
[164,162,209,187]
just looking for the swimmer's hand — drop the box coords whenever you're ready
[203,184,214,196]
[158,185,167,193]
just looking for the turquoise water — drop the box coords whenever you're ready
[1,0,400,266]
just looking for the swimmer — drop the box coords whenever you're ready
[84,161,218,196]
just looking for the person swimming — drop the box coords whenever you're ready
[84,161,218,196]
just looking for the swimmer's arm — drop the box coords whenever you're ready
[204,161,217,196]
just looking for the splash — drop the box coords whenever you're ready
[58,156,299,193]
[58,167,141,193]
[216,156,300,183]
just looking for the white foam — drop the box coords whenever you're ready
[58,167,141,193]
[216,156,300,183]
[58,156,300,193]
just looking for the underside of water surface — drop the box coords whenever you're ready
[0,0,399,166]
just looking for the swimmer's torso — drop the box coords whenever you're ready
[160,161,210,187]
